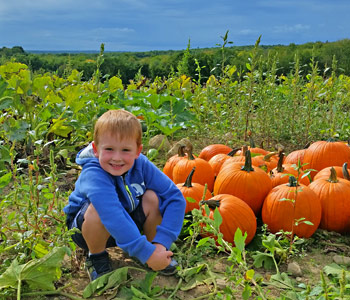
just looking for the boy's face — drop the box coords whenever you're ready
[92,131,143,176]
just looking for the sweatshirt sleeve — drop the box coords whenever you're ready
[79,163,156,263]
[141,156,186,249]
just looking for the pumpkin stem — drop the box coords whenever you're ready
[241,150,254,172]
[276,149,285,173]
[287,175,298,187]
[183,167,195,188]
[185,146,196,160]
[263,151,277,162]
[241,145,248,156]
[343,162,350,180]
[228,148,241,157]
[303,141,311,149]
[200,199,220,209]
[327,167,339,183]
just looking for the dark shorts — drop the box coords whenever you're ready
[67,198,146,251]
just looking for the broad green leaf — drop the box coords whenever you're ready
[109,76,124,92]
[252,252,275,270]
[48,118,73,137]
[0,247,68,291]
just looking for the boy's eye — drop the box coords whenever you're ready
[105,147,113,151]
[123,148,131,152]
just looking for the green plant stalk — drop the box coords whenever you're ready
[22,284,84,300]
[205,222,267,300]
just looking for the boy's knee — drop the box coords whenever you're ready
[142,190,159,214]
[84,204,102,224]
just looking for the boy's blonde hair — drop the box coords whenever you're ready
[93,109,142,147]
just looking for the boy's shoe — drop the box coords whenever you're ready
[85,251,113,281]
[158,258,178,276]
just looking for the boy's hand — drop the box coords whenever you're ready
[146,243,173,271]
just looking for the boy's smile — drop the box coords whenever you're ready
[92,131,143,176]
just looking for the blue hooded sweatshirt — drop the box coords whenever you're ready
[63,144,186,264]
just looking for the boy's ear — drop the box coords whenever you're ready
[136,144,143,157]
[92,141,99,157]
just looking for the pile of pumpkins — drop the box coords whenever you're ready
[163,139,350,246]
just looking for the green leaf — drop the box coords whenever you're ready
[108,76,124,92]
[83,266,130,298]
[242,283,252,300]
[0,246,68,292]
[268,272,295,290]
[234,228,247,253]
[252,252,275,270]
[213,207,222,230]
[0,172,12,189]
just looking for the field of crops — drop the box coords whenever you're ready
[1,43,350,299]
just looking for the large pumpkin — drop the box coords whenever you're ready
[262,176,321,238]
[173,148,215,192]
[302,139,350,179]
[309,167,350,233]
[200,194,257,245]
[177,167,212,213]
[214,150,272,215]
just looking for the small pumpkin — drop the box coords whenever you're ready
[251,151,278,173]
[198,144,232,161]
[270,150,310,187]
[208,148,240,177]
[220,145,248,170]
[163,145,187,180]
[261,176,321,238]
[177,167,212,213]
[309,167,350,233]
[200,194,257,245]
[173,147,215,192]
[284,142,310,165]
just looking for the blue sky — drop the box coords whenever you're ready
[1,0,349,52]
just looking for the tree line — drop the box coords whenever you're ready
[1,38,350,84]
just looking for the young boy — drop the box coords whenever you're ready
[64,109,186,280]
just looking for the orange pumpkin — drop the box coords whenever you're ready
[200,194,257,245]
[208,148,240,177]
[309,167,350,233]
[251,152,278,172]
[284,149,306,165]
[213,150,272,215]
[163,145,187,180]
[270,150,310,187]
[262,176,321,238]
[313,162,350,181]
[198,144,232,161]
[173,148,215,192]
[303,139,350,179]
[177,167,212,213]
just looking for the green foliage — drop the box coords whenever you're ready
[1,37,350,299]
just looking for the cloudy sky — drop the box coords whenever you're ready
[1,0,349,52]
